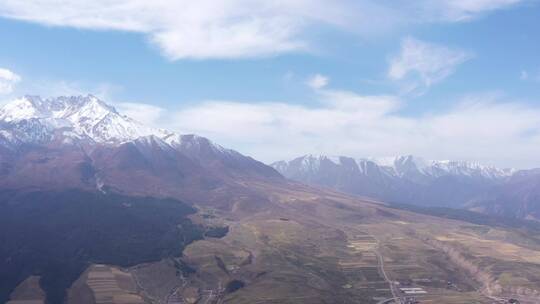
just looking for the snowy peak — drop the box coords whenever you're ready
[273,154,514,181]
[382,155,514,179]
[274,154,345,173]
[0,94,282,181]
[0,96,48,122]
[272,154,521,210]
[0,95,171,145]
[0,95,116,122]
[0,94,257,167]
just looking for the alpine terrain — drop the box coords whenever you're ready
[1,96,540,304]
[273,155,540,221]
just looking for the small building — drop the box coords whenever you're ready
[399,287,427,295]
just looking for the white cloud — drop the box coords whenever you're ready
[115,102,165,126]
[0,1,522,60]
[121,90,540,169]
[0,0,350,59]
[388,37,473,94]
[0,68,21,94]
[432,0,522,21]
[306,74,329,89]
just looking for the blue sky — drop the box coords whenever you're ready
[0,1,539,168]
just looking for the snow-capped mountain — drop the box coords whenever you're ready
[0,95,251,159]
[0,95,171,145]
[387,155,514,180]
[273,154,513,182]
[0,95,281,200]
[272,154,516,209]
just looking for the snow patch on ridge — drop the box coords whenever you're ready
[0,95,172,145]
[276,154,514,181]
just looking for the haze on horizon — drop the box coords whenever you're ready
[0,0,539,169]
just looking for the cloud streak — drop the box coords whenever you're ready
[0,0,349,59]
[388,37,473,94]
[431,0,522,21]
[0,0,523,59]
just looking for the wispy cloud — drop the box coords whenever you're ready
[115,102,165,126]
[0,1,522,60]
[0,0,348,59]
[431,0,522,21]
[0,68,21,94]
[520,69,540,83]
[306,74,329,90]
[388,37,473,94]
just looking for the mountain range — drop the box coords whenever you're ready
[1,95,537,221]
[2,95,540,304]
[272,154,540,221]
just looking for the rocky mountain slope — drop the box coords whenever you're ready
[469,169,540,220]
[272,154,540,220]
[0,95,281,204]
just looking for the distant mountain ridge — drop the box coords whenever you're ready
[272,154,514,181]
[272,154,539,221]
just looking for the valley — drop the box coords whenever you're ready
[119,181,540,304]
[4,173,540,304]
